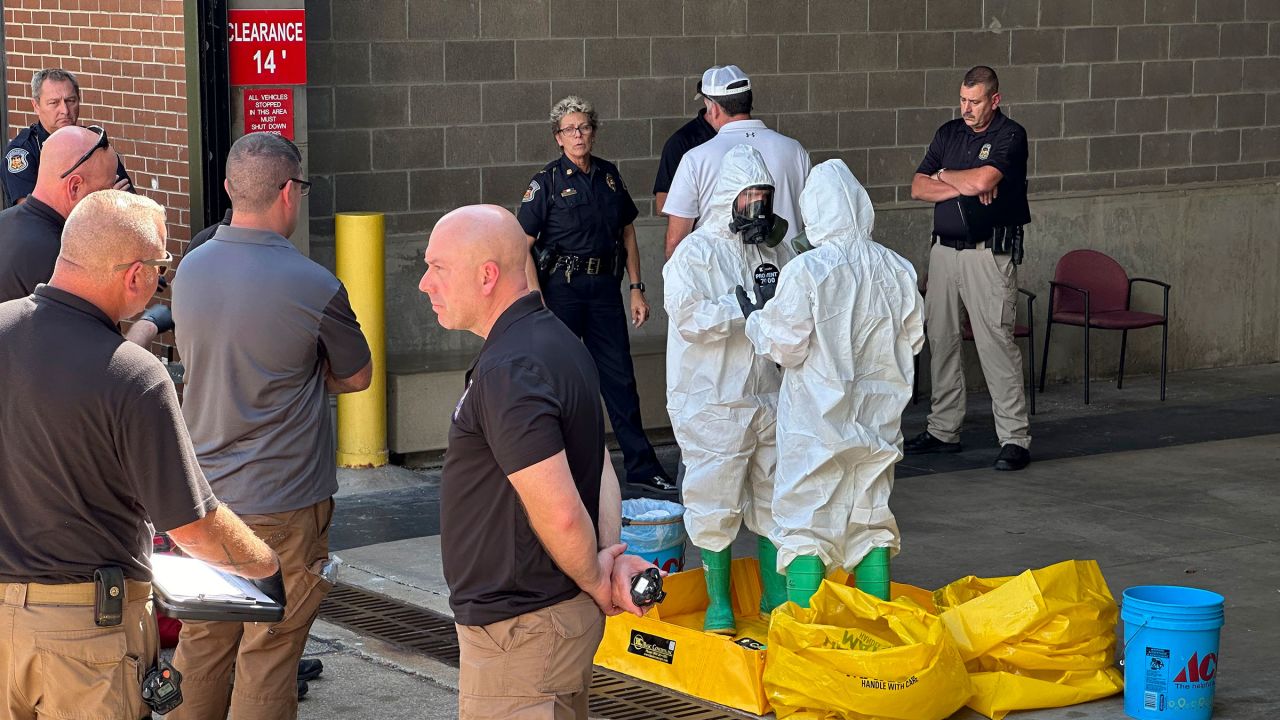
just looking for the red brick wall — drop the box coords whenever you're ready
[3,0,192,247]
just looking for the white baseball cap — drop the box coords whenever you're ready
[695,65,751,99]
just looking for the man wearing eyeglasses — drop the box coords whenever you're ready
[0,125,122,303]
[4,68,132,207]
[169,132,371,720]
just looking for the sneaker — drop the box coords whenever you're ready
[297,658,324,683]
[903,430,962,455]
[628,474,678,495]
[994,444,1031,471]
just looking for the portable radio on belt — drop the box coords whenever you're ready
[141,658,183,714]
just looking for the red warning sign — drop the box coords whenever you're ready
[244,88,295,140]
[228,9,307,85]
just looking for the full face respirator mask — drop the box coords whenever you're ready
[728,184,787,248]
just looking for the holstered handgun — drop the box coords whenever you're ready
[991,225,1025,265]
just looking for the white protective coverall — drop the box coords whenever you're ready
[663,144,796,552]
[745,159,925,572]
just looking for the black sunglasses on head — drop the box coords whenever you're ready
[60,125,110,179]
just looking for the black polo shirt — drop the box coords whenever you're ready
[653,109,716,195]
[0,285,219,584]
[0,196,65,303]
[441,292,605,626]
[4,121,133,207]
[916,110,1031,238]
[187,209,232,254]
[517,154,638,258]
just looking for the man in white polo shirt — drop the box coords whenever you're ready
[662,65,811,259]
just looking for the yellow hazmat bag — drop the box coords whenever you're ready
[764,581,972,720]
[593,558,771,715]
[934,559,1125,719]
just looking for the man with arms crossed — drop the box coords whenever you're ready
[170,133,372,720]
[420,205,652,719]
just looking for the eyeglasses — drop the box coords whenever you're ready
[59,125,109,179]
[280,177,312,196]
[112,249,173,276]
[555,124,595,137]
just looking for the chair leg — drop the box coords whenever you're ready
[1038,320,1053,393]
[1117,329,1129,390]
[1160,322,1168,401]
[1027,322,1036,416]
[1083,326,1090,405]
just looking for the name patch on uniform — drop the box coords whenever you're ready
[6,148,28,173]
[522,180,539,203]
[978,143,991,161]
[560,188,577,198]
[605,173,616,192]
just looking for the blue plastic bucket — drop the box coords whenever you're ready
[1122,585,1225,720]
[620,499,686,574]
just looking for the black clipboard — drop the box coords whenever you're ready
[151,554,284,622]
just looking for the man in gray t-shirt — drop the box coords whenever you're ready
[170,133,371,720]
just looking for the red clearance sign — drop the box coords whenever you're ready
[244,88,295,140]
[227,9,307,86]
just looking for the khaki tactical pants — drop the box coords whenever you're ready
[170,498,334,720]
[924,242,1031,449]
[1,579,156,720]
[456,593,605,720]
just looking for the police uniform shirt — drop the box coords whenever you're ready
[3,121,133,207]
[0,196,65,303]
[916,110,1030,238]
[517,154,638,258]
[441,292,605,627]
[0,285,219,584]
[652,109,716,195]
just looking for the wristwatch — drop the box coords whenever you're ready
[630,282,645,293]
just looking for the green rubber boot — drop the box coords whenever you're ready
[786,555,825,608]
[757,536,788,614]
[854,547,891,601]
[700,548,736,635]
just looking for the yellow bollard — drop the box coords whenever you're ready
[335,212,388,468]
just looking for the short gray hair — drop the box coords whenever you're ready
[31,68,80,102]
[61,190,167,277]
[225,132,303,214]
[549,95,598,134]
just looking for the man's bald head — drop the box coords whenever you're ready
[32,126,119,216]
[420,205,530,337]
[60,190,166,276]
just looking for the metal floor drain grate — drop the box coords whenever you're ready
[319,584,751,720]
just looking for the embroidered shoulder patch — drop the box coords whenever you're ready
[522,179,540,203]
[6,148,29,173]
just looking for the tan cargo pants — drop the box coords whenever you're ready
[456,592,605,720]
[170,498,334,720]
[924,241,1031,449]
[1,579,156,720]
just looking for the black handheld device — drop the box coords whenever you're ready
[629,567,667,607]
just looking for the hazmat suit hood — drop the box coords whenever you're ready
[706,144,777,240]
[799,158,876,248]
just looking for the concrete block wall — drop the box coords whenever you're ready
[305,0,1280,360]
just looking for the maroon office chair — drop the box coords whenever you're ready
[912,281,1037,415]
[1038,249,1170,404]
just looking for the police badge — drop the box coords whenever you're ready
[978,143,991,161]
[605,173,616,192]
[6,148,29,173]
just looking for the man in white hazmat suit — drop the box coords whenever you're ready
[741,159,925,607]
[663,144,795,634]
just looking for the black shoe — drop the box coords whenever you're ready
[297,658,324,683]
[903,431,962,455]
[994,444,1031,471]
[628,474,678,496]
[297,679,309,701]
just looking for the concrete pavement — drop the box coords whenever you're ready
[303,364,1280,719]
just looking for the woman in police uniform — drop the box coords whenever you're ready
[517,95,676,496]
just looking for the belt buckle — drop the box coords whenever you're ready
[586,257,601,274]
